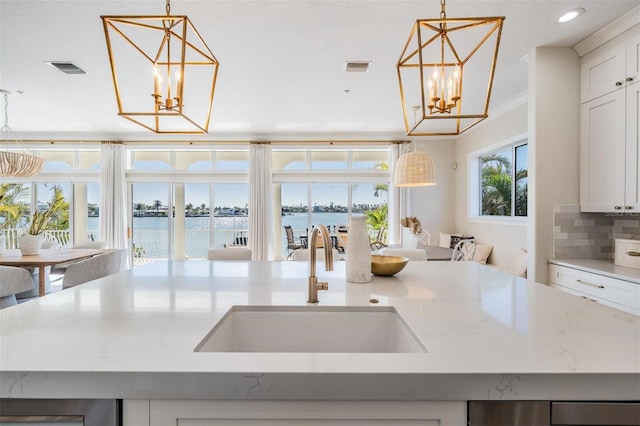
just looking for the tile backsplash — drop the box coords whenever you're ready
[553,206,640,259]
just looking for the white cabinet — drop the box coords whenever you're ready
[548,264,640,316]
[580,26,640,213]
[581,27,639,101]
[125,400,466,426]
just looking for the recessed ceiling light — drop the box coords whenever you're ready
[558,8,585,23]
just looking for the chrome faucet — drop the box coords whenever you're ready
[307,224,334,303]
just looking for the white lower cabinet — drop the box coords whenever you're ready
[125,399,466,426]
[548,264,640,316]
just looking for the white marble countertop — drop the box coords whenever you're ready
[1,260,639,401]
[548,258,640,284]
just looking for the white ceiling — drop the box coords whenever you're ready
[0,0,638,141]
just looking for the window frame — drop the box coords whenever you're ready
[467,133,528,226]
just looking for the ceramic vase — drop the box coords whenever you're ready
[345,216,371,283]
[18,233,44,256]
[402,227,418,249]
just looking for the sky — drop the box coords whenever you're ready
[45,152,390,208]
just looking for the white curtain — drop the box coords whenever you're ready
[99,141,127,251]
[249,143,273,260]
[389,142,412,245]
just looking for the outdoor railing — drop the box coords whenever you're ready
[0,228,71,249]
[1,227,337,259]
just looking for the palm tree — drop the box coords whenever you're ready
[364,161,389,231]
[153,200,162,214]
[365,204,388,230]
[134,203,146,216]
[27,185,68,234]
[515,169,528,216]
[0,183,29,230]
[481,153,513,216]
[372,161,389,198]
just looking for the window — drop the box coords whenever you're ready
[273,147,391,258]
[128,147,249,260]
[479,141,528,217]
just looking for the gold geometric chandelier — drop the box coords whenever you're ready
[397,0,504,136]
[101,0,220,134]
[0,90,45,178]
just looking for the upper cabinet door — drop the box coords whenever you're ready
[626,33,640,90]
[624,81,640,212]
[580,90,626,212]
[581,43,626,102]
[581,26,640,103]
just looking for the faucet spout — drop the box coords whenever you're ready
[307,224,333,303]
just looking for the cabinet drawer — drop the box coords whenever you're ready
[548,282,638,316]
[549,264,640,312]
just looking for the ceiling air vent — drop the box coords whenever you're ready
[344,61,371,73]
[45,61,88,75]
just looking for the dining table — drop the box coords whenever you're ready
[0,248,111,297]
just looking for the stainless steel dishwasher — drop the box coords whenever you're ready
[0,399,121,426]
[468,401,640,426]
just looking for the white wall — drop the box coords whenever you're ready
[452,102,529,270]
[408,139,456,245]
[528,47,580,283]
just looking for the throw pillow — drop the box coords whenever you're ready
[513,248,527,277]
[450,235,473,249]
[439,232,456,248]
[473,244,493,264]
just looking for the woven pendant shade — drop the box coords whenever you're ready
[393,151,436,187]
[0,90,45,178]
[0,151,45,178]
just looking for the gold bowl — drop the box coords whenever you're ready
[371,255,409,276]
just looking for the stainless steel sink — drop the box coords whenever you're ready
[195,305,427,353]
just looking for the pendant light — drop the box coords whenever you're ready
[394,144,436,187]
[397,0,504,136]
[101,0,220,134]
[0,90,45,178]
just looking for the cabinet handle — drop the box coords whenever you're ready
[615,81,623,86]
[626,251,640,257]
[614,205,623,210]
[580,296,598,303]
[626,77,634,82]
[576,279,605,289]
[625,206,633,210]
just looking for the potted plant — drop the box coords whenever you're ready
[19,185,66,255]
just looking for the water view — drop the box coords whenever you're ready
[88,212,354,259]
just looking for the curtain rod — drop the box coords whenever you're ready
[20,139,396,145]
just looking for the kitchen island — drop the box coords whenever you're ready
[1,260,638,423]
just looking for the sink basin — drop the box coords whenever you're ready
[195,305,427,353]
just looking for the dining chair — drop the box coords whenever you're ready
[14,239,61,299]
[370,227,388,251]
[207,247,253,260]
[291,247,340,262]
[62,249,128,289]
[0,266,36,308]
[451,240,477,261]
[50,240,108,275]
[72,241,108,249]
[336,229,349,253]
[284,225,304,259]
[378,248,428,261]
